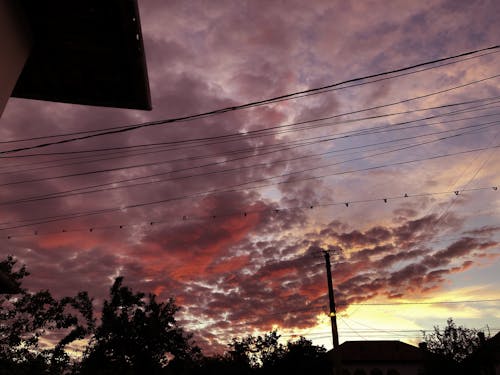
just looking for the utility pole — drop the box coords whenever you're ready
[323,249,342,375]
[323,249,339,348]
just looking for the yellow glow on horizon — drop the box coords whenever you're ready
[291,283,500,350]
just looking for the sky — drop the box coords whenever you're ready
[1,0,499,354]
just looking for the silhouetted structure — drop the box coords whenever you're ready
[462,332,500,375]
[0,0,150,118]
[323,250,340,348]
[328,340,454,375]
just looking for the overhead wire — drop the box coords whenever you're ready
[338,298,500,306]
[0,144,497,230]
[4,49,497,148]
[1,112,497,191]
[1,95,499,176]
[1,107,497,231]
[191,126,498,192]
[0,45,500,153]
[1,119,497,208]
[1,81,498,187]
[0,184,496,235]
[433,129,500,224]
[197,297,500,339]
[0,123,496,231]
[0,72,497,156]
[338,316,368,340]
[0,48,498,254]
[1,45,498,155]
[1,94,498,175]
[0,49,496,217]
[0,94,496,209]
[186,295,500,334]
[2,94,499,169]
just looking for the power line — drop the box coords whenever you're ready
[338,298,500,306]
[0,86,496,209]
[3,49,497,147]
[3,94,499,166]
[339,316,367,340]
[200,297,500,337]
[188,304,500,335]
[198,132,498,193]
[0,136,482,207]
[4,47,499,149]
[1,89,497,229]
[2,95,498,176]
[2,72,498,156]
[0,124,497,225]
[0,142,497,229]
[257,298,500,321]
[1,46,499,155]
[0,184,496,235]
[2,95,498,180]
[1,96,499,176]
[296,327,500,341]
[0,95,496,206]
[1,117,496,194]
[432,129,500,227]
[386,127,500,266]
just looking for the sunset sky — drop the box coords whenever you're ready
[1,0,499,354]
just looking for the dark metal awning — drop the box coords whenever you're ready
[12,0,151,110]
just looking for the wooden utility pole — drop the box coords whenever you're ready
[323,249,339,348]
[323,249,342,375]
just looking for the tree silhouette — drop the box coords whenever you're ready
[228,330,284,370]
[422,318,489,363]
[2,257,331,375]
[0,256,94,375]
[78,276,200,375]
[0,255,27,294]
[274,336,329,373]
[222,331,329,375]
